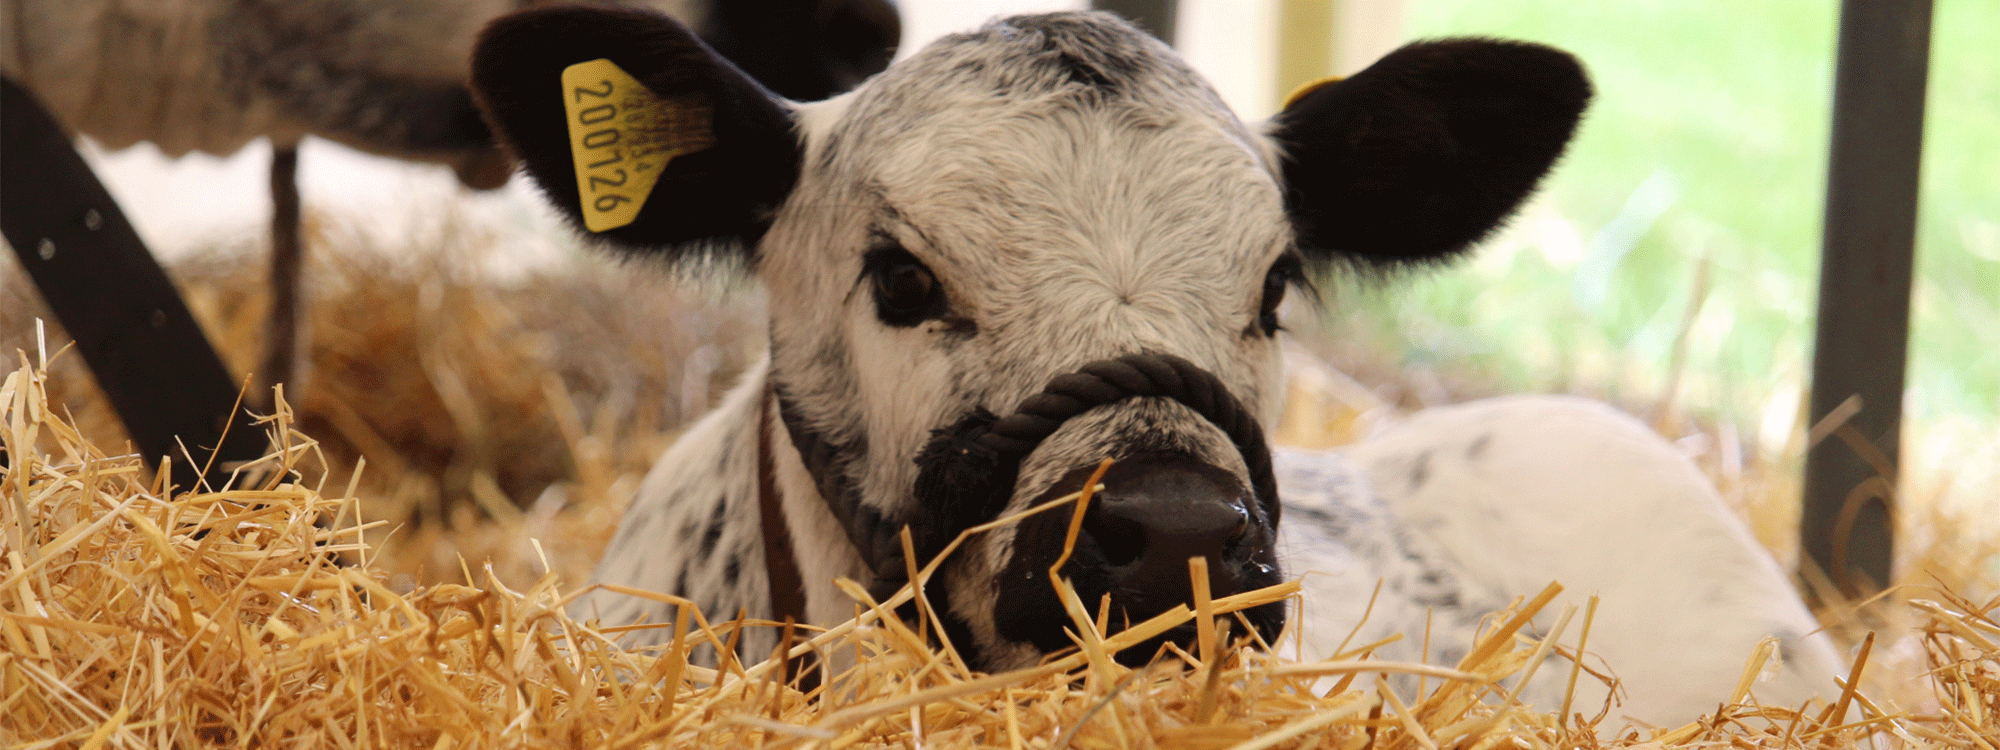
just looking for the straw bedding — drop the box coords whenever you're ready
[2,232,1987,603]
[2,227,1995,747]
[3,355,1996,749]
[0,225,765,591]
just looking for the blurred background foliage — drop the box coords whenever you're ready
[1336,0,1996,443]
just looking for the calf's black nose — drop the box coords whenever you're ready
[993,448,1285,663]
[1083,455,1253,605]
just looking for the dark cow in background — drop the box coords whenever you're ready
[1,0,898,183]
[1,0,898,395]
[469,7,1841,730]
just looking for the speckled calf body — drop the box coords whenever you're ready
[466,8,1841,731]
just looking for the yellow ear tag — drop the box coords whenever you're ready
[560,58,716,232]
[1279,75,1346,111]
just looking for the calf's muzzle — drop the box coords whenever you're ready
[909,353,1287,662]
[779,351,1286,661]
[1084,455,1254,599]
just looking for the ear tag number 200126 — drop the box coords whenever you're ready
[560,58,716,232]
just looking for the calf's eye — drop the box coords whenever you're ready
[866,245,945,326]
[1258,257,1298,335]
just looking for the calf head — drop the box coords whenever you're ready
[473,8,1587,669]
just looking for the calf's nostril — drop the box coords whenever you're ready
[1003,453,1284,661]
[1085,510,1146,567]
[1078,456,1257,598]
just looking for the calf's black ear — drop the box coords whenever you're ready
[702,0,901,101]
[1271,39,1590,268]
[472,6,801,260]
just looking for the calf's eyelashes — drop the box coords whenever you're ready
[1257,255,1302,336]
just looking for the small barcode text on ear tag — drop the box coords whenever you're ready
[560,58,717,232]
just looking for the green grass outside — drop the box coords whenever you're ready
[1340,0,1996,434]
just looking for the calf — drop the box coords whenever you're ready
[470,8,1840,729]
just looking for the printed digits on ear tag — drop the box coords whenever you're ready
[560,58,717,232]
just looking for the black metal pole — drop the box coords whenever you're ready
[1802,0,1932,599]
[1,76,268,487]
[1091,0,1179,45]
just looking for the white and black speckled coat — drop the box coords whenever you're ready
[1278,394,1842,728]
[469,9,1843,732]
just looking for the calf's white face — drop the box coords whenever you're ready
[472,9,1589,668]
[767,20,1298,662]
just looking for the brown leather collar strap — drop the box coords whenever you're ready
[756,388,810,638]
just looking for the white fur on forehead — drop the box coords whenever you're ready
[778,11,1292,340]
[814,11,1273,171]
[899,110,1284,342]
[860,14,1224,115]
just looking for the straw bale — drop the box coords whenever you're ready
[3,213,1988,611]
[0,216,764,590]
[3,356,1997,749]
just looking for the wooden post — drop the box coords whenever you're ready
[1802,0,1932,599]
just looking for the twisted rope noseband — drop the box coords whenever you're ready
[774,352,1279,596]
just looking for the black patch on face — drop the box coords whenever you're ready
[910,408,1022,564]
[935,608,981,667]
[723,557,741,586]
[991,502,1124,655]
